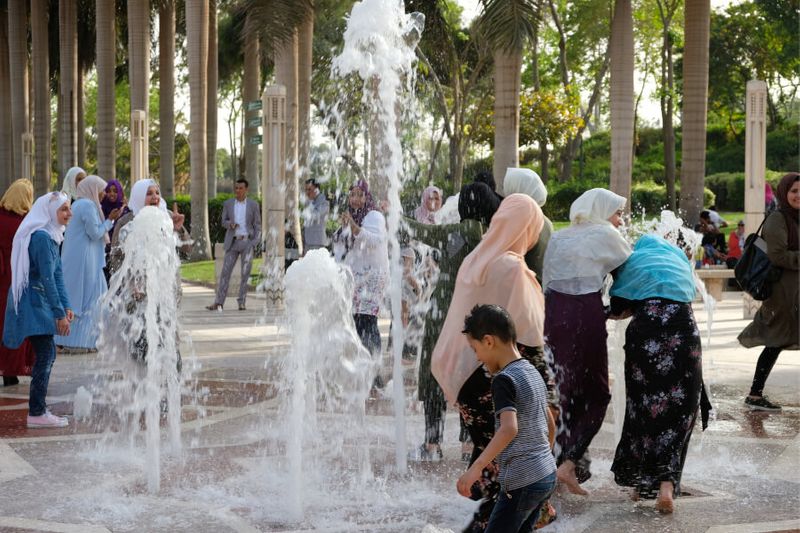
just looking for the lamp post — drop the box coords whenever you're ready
[131,109,147,183]
[743,80,767,319]
[261,85,287,310]
[21,133,33,182]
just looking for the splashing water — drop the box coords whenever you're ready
[280,249,375,520]
[95,206,185,493]
[329,0,425,472]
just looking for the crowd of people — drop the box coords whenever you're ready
[0,167,797,531]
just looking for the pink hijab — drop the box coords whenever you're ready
[414,185,442,224]
[431,194,546,404]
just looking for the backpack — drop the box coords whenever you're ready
[734,216,781,300]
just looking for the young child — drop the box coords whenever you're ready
[456,304,556,533]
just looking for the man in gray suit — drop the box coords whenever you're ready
[206,179,261,311]
[302,178,329,253]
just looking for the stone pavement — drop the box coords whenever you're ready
[0,283,797,532]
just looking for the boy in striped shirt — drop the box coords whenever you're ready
[456,304,557,532]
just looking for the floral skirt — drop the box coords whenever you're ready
[611,298,702,499]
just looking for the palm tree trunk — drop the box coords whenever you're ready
[680,0,710,225]
[77,67,85,168]
[31,0,49,194]
[206,0,217,198]
[297,14,313,180]
[8,0,29,179]
[0,5,12,191]
[128,0,150,177]
[58,0,78,176]
[96,0,116,182]
[661,27,677,210]
[491,49,522,193]
[243,25,260,190]
[186,0,211,260]
[159,1,175,197]
[609,0,634,206]
[274,32,302,256]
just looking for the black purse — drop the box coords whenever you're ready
[734,217,781,300]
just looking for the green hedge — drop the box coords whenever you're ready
[542,180,715,220]
[704,171,786,211]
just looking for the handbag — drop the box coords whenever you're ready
[734,217,781,300]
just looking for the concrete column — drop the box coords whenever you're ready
[21,132,33,181]
[131,110,147,183]
[744,80,767,235]
[262,85,287,310]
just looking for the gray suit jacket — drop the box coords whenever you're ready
[222,197,261,251]
[303,192,330,247]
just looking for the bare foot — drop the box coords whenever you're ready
[655,482,674,514]
[557,461,589,495]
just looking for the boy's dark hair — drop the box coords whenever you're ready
[699,210,710,220]
[462,304,517,343]
[236,178,249,188]
[305,178,319,188]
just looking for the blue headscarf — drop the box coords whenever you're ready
[610,234,696,303]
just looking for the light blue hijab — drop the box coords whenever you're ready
[610,234,696,303]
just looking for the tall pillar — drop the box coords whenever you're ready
[131,110,147,183]
[262,85,287,310]
[744,80,767,236]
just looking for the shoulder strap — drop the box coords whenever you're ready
[753,215,769,237]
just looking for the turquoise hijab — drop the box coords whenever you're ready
[610,234,696,303]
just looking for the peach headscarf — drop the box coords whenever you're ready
[0,179,34,216]
[432,194,546,404]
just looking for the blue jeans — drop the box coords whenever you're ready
[485,472,556,533]
[28,335,56,416]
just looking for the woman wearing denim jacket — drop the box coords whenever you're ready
[3,192,73,428]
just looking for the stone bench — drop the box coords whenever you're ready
[695,266,735,302]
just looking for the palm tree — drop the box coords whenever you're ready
[58,0,78,176]
[0,4,12,190]
[274,31,302,255]
[96,0,116,181]
[477,0,537,192]
[159,0,176,197]
[128,0,150,177]
[680,0,710,225]
[297,14,313,178]
[186,0,212,260]
[206,0,218,198]
[609,0,634,205]
[8,0,29,179]
[242,20,259,188]
[31,0,50,194]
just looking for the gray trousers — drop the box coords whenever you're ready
[214,239,254,306]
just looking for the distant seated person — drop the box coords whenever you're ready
[726,220,746,268]
[707,205,728,229]
[696,211,727,265]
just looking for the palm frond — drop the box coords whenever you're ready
[235,0,314,54]
[477,0,539,52]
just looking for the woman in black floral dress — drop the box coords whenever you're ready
[608,235,711,514]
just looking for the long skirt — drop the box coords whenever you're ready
[611,298,702,499]
[545,290,610,465]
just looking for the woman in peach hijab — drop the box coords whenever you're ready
[432,194,549,532]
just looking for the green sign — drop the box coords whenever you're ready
[249,135,263,145]
[247,100,263,111]
[247,117,262,128]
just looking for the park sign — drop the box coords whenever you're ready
[249,135,263,145]
[247,117,262,128]
[247,100,263,111]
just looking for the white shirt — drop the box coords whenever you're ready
[234,200,248,237]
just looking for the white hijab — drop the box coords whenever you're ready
[11,192,69,310]
[569,188,626,225]
[129,179,167,216]
[503,167,547,207]
[61,166,86,199]
[75,174,108,220]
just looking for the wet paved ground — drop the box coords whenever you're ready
[0,283,798,532]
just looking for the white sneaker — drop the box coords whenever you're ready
[27,412,69,428]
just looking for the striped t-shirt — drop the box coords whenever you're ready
[492,358,557,491]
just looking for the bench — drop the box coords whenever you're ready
[695,266,735,302]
